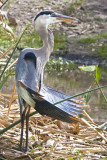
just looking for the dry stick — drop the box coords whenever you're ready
[80,149,107,154]
[0,119,10,127]
[35,125,107,146]
[82,110,94,124]
[0,146,24,154]
[0,50,3,54]
[61,141,101,147]
[5,99,18,112]
[0,93,17,98]
[0,111,37,135]
[0,42,17,59]
[7,81,16,115]
[0,97,5,101]
[81,118,107,143]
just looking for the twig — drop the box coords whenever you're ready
[0,42,17,59]
[0,93,17,98]
[81,118,107,143]
[0,111,37,135]
[82,110,94,124]
[36,125,107,146]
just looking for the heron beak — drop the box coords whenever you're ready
[51,13,78,23]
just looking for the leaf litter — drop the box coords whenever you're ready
[0,84,107,160]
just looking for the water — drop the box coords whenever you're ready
[1,67,107,124]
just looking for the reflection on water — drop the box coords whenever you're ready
[44,69,107,123]
[1,68,107,124]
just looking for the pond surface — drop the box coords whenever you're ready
[1,67,107,124]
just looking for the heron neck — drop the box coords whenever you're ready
[37,27,54,57]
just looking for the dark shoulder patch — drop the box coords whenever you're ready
[24,52,36,67]
[34,10,54,21]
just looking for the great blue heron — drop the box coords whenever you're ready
[15,10,83,151]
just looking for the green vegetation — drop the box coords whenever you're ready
[95,16,103,22]
[78,37,97,44]
[78,32,107,44]
[0,26,67,53]
[77,32,107,59]
[18,29,66,52]
[54,33,66,52]
[96,32,107,39]
[63,0,85,15]
[97,44,107,59]
[68,157,74,160]
[99,66,107,76]
[18,30,43,49]
[0,26,16,52]
[0,27,26,89]
[79,65,107,104]
[70,0,85,10]
[45,57,76,73]
[34,158,40,160]
[1,22,107,60]
[78,32,107,43]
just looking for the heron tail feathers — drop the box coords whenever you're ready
[18,81,83,123]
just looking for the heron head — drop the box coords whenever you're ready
[34,10,78,30]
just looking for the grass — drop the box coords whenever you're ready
[77,32,107,59]
[18,29,43,49]
[18,29,66,52]
[97,44,107,59]
[96,32,107,39]
[0,26,16,52]
[78,32,107,44]
[54,33,66,52]
[78,37,97,44]
[70,0,85,9]
[95,17,103,22]
[63,0,85,15]
[0,25,67,53]
[1,22,107,60]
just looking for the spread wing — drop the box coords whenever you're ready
[18,81,83,123]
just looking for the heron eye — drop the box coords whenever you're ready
[50,13,54,17]
[49,13,52,16]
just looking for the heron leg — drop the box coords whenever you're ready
[25,106,30,151]
[20,110,25,151]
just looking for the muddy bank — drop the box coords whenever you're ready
[55,53,107,66]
